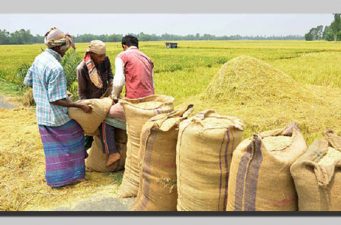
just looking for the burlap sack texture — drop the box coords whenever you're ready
[118,95,175,198]
[227,123,307,211]
[68,97,113,135]
[176,110,244,211]
[290,130,341,211]
[85,128,128,172]
[132,104,194,211]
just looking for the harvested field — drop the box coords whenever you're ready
[0,40,340,210]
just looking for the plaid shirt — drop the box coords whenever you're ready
[24,48,70,127]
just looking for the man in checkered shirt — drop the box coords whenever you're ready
[24,27,92,188]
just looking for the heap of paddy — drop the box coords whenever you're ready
[185,55,341,143]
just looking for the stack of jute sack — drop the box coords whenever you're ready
[176,110,244,211]
[132,105,194,211]
[118,95,175,198]
[291,130,341,211]
[68,96,341,212]
[130,108,244,211]
[227,123,307,211]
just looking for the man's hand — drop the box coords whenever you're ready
[79,103,92,113]
[51,98,92,113]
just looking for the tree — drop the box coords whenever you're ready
[323,26,334,41]
[330,13,341,41]
[0,29,10,44]
[305,25,324,41]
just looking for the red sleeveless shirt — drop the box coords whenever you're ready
[117,47,154,99]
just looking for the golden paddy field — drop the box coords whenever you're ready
[0,40,340,210]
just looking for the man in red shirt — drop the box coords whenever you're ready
[106,35,154,166]
[111,35,154,100]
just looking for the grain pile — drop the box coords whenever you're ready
[193,55,341,144]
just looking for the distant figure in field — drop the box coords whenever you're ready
[24,27,92,188]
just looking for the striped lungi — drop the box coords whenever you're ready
[39,119,86,188]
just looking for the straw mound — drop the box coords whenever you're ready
[0,108,122,211]
[184,55,341,143]
[203,55,314,103]
[22,88,34,107]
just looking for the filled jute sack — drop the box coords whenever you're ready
[118,95,175,198]
[68,97,113,135]
[290,130,341,211]
[132,105,194,211]
[227,123,307,211]
[176,110,244,211]
[85,128,128,172]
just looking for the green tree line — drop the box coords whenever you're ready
[305,14,341,41]
[0,29,304,45]
[0,29,43,44]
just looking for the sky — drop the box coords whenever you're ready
[0,14,334,36]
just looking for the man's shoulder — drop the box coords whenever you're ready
[76,61,86,72]
[116,51,126,58]
[35,51,63,72]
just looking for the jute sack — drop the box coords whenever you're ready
[176,110,244,211]
[132,105,194,211]
[85,128,128,172]
[290,130,341,211]
[227,123,307,211]
[118,95,175,198]
[69,97,113,135]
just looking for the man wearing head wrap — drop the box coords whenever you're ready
[77,40,113,100]
[24,27,92,188]
[76,40,120,167]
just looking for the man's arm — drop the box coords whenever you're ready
[103,58,113,97]
[23,65,34,87]
[107,57,114,83]
[111,57,125,100]
[51,98,92,113]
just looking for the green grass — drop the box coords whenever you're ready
[0,78,22,96]
[1,40,341,98]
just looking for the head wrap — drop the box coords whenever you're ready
[86,40,106,55]
[44,27,75,50]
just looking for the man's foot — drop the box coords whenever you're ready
[106,152,121,167]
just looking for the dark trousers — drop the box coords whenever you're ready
[84,135,93,150]
[99,122,118,154]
